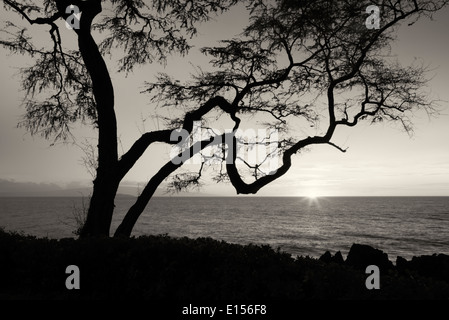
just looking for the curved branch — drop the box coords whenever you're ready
[117,95,234,180]
[226,134,330,194]
[114,133,227,237]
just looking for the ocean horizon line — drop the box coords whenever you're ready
[1,194,449,198]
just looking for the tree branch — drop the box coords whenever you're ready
[117,95,234,180]
[327,141,347,153]
[3,0,62,26]
[115,132,227,237]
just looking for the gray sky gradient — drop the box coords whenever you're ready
[1,2,448,197]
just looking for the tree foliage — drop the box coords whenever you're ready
[146,0,444,194]
[1,0,447,237]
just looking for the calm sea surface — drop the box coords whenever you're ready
[0,196,448,260]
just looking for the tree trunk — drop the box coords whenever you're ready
[75,0,119,237]
[114,162,177,237]
[114,136,218,237]
[81,174,119,237]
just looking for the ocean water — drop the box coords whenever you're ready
[0,196,448,260]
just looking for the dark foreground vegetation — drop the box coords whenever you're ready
[0,228,448,300]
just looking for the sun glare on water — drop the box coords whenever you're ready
[301,191,323,206]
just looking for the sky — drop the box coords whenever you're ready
[1,1,449,197]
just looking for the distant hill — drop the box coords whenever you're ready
[0,179,215,197]
[0,179,64,197]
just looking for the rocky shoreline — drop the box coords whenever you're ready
[1,229,448,299]
[323,244,446,273]
[320,243,449,285]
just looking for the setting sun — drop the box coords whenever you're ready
[304,190,321,199]
[298,190,323,207]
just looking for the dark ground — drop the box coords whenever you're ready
[0,228,448,300]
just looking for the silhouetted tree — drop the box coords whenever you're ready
[1,0,447,237]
